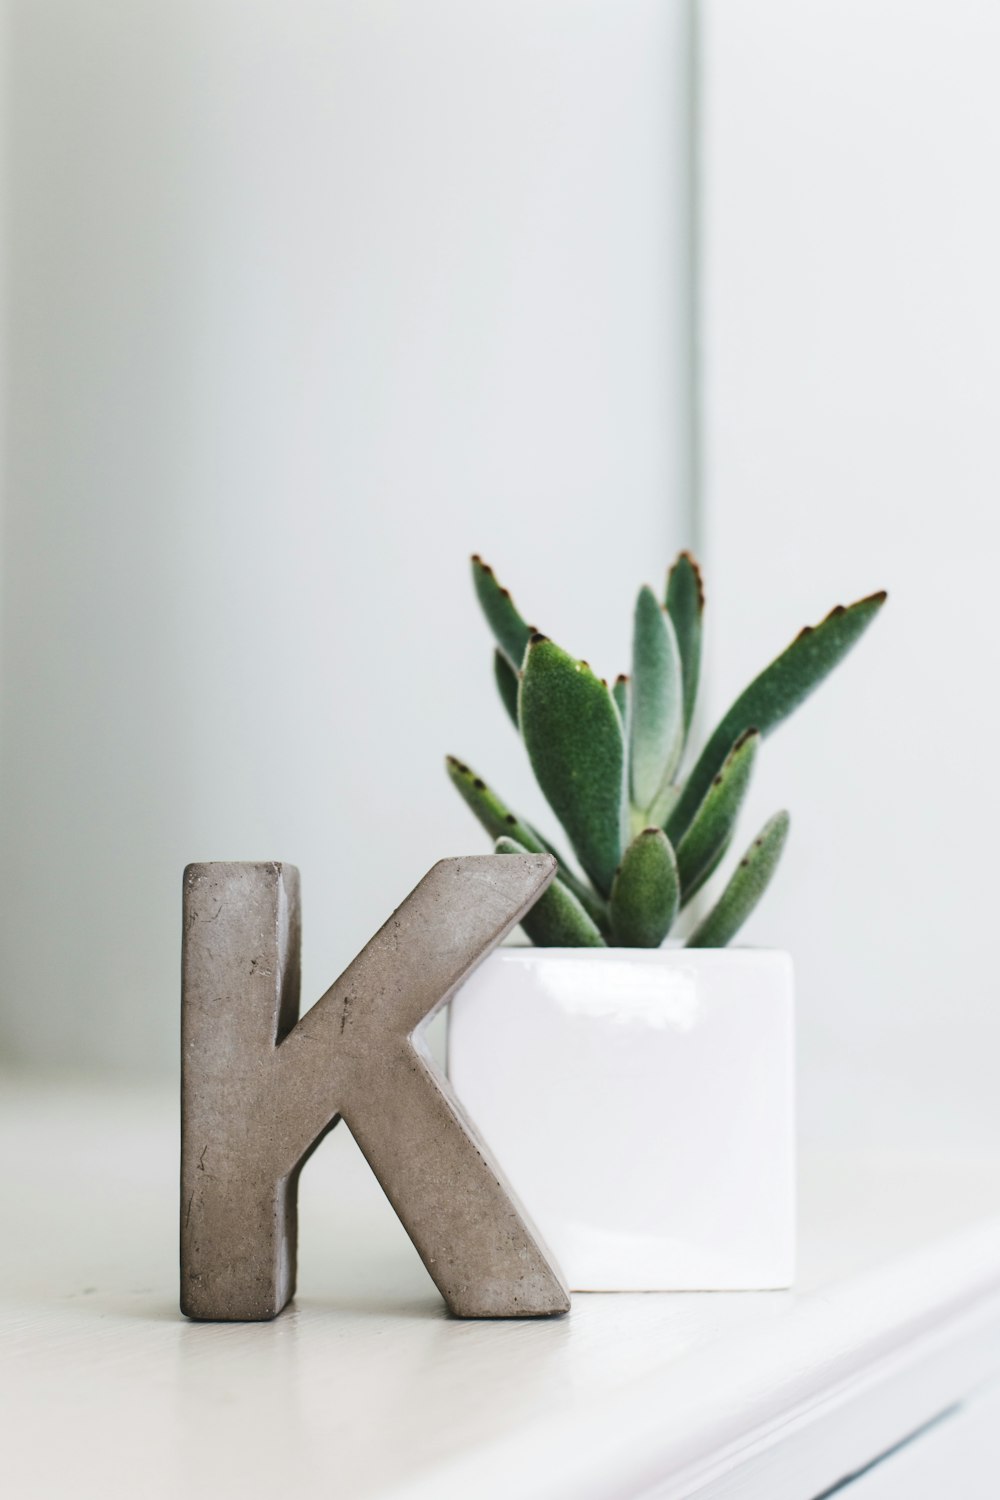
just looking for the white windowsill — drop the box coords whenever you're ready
[2,1074,999,1499]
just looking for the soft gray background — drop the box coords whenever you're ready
[0,0,695,1075]
[701,0,1000,1152]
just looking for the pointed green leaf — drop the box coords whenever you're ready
[610,828,679,948]
[446,755,547,850]
[687,811,790,948]
[519,636,627,898]
[648,779,680,828]
[612,673,630,735]
[667,591,886,845]
[675,728,759,904]
[471,555,532,670]
[665,551,704,735]
[496,836,606,947]
[445,757,608,929]
[493,648,520,728]
[630,586,684,813]
[521,821,609,932]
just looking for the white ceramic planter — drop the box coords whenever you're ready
[447,947,795,1292]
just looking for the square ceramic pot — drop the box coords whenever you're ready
[447,947,795,1292]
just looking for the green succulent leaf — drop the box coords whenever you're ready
[446,755,539,846]
[493,648,520,728]
[630,586,684,813]
[610,828,679,948]
[612,674,630,737]
[521,821,609,932]
[687,811,790,948]
[445,756,607,929]
[675,728,759,904]
[522,820,562,859]
[519,636,628,898]
[667,591,886,845]
[665,551,704,735]
[472,555,532,670]
[648,781,680,829]
[496,836,606,947]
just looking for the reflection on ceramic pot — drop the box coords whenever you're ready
[447,947,795,1293]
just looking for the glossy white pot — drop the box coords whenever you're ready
[447,947,795,1292]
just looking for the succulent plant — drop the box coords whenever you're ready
[447,553,885,948]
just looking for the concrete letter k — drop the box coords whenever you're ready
[180,856,569,1320]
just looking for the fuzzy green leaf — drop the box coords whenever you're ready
[496,836,606,947]
[667,591,886,845]
[647,779,680,829]
[493,648,520,728]
[472,555,532,670]
[519,636,627,898]
[445,756,608,929]
[522,821,610,932]
[446,755,534,845]
[665,551,704,735]
[687,811,790,948]
[612,673,630,737]
[630,586,684,813]
[610,828,679,948]
[675,728,759,904]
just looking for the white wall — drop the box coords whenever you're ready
[700,0,1000,1150]
[0,1,695,1074]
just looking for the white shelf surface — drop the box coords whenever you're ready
[2,1075,999,1500]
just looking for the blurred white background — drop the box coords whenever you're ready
[0,0,694,1074]
[1,0,997,1161]
[700,0,1000,1151]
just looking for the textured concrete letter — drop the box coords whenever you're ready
[181,856,569,1321]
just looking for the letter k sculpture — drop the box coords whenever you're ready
[180,856,570,1321]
